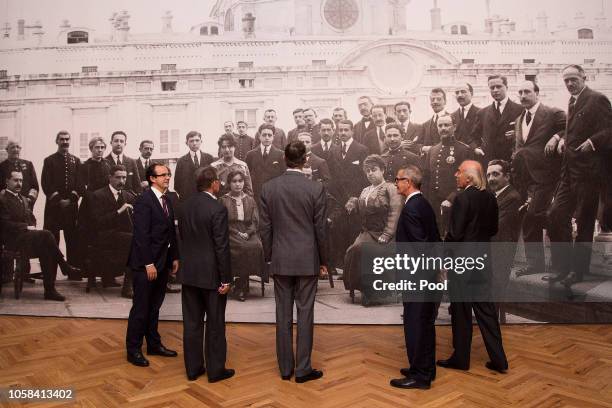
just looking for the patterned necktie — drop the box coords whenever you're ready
[161,194,169,217]
[526,111,532,126]
[568,96,577,115]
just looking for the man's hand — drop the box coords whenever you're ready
[504,130,516,140]
[422,146,432,154]
[441,200,452,209]
[26,226,36,231]
[575,139,594,153]
[319,265,328,278]
[145,264,157,281]
[218,283,231,295]
[345,199,356,214]
[474,147,485,157]
[544,136,559,156]
[117,203,134,214]
[377,235,388,244]
[171,260,179,277]
[557,138,566,155]
[140,181,149,189]
[401,140,414,150]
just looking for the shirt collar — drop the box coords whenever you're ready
[191,150,200,159]
[461,103,472,112]
[109,184,120,197]
[151,185,165,199]
[114,153,123,162]
[527,102,541,115]
[495,184,510,197]
[342,138,353,149]
[287,168,303,173]
[497,97,509,108]
[572,86,587,102]
[204,191,217,200]
[5,189,19,198]
[405,190,422,204]
[260,144,271,154]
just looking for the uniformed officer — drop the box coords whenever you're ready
[422,114,473,236]
[41,130,82,278]
[0,140,39,209]
[381,123,422,182]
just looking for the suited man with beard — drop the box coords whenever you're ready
[0,140,39,210]
[246,124,286,206]
[174,131,214,203]
[353,96,376,145]
[394,101,423,156]
[451,83,481,150]
[311,119,337,162]
[136,140,155,190]
[470,75,523,163]
[106,131,142,194]
[512,81,565,277]
[363,105,389,155]
[420,88,449,155]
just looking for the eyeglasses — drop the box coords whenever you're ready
[394,177,409,183]
[152,173,172,178]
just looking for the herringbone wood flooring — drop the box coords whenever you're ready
[0,317,611,407]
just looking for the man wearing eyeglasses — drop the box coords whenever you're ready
[125,163,180,368]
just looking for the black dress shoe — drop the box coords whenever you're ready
[390,377,430,390]
[44,290,66,301]
[147,345,177,357]
[436,359,469,371]
[187,367,206,381]
[295,369,323,383]
[208,368,235,383]
[400,368,435,381]
[485,361,508,374]
[127,351,150,367]
[166,284,181,294]
[63,265,82,281]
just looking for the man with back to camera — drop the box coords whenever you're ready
[177,166,234,383]
[125,163,180,367]
[105,131,142,194]
[259,140,328,383]
[390,164,441,390]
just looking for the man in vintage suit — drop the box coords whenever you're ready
[394,101,423,156]
[89,165,137,294]
[302,108,321,145]
[390,165,441,390]
[177,166,234,383]
[234,121,256,161]
[331,107,347,145]
[105,131,142,194]
[437,160,508,374]
[0,140,39,209]
[174,131,214,202]
[512,81,566,277]
[420,88,449,154]
[0,170,79,301]
[546,64,612,286]
[222,121,240,139]
[470,75,523,163]
[259,141,328,383]
[381,124,421,183]
[287,108,306,143]
[311,119,336,162]
[451,83,481,150]
[353,96,375,145]
[363,105,388,155]
[297,132,331,185]
[245,124,286,206]
[125,163,180,367]
[254,109,287,149]
[136,140,154,189]
[41,130,82,276]
[487,160,522,323]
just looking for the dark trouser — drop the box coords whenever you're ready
[181,284,227,379]
[273,275,317,377]
[547,177,599,280]
[522,183,555,271]
[403,302,437,383]
[449,302,508,369]
[18,229,65,292]
[48,225,78,266]
[125,267,169,354]
[98,231,132,284]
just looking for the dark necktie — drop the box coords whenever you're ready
[193,153,199,168]
[378,127,384,142]
[116,155,122,166]
[460,107,465,121]
[263,146,268,160]
[568,96,577,115]
[525,111,532,126]
[324,142,328,152]
[144,159,149,168]
[161,194,169,218]
[342,143,347,156]
[495,102,502,117]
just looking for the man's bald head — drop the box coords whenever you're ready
[456,160,487,190]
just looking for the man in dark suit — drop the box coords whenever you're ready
[353,96,375,145]
[451,83,481,150]
[0,140,39,209]
[512,81,565,277]
[311,118,335,162]
[437,160,508,374]
[390,165,441,390]
[234,121,256,161]
[125,163,180,367]
[89,165,137,294]
[105,131,142,194]
[254,109,287,149]
[136,140,154,189]
[174,131,214,202]
[259,141,328,383]
[381,124,421,182]
[287,108,306,143]
[394,101,423,156]
[487,160,522,322]
[331,107,347,145]
[245,124,286,205]
[470,75,523,163]
[302,108,321,145]
[177,166,234,383]
[297,132,331,185]
[0,169,79,301]
[222,121,240,139]
[42,130,82,276]
[420,88,449,154]
[546,65,612,285]
[363,105,388,155]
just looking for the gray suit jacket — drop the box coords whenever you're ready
[259,170,328,276]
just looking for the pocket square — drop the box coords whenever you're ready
[273,161,279,164]
[352,160,360,165]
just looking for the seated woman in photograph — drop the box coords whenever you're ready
[343,155,403,302]
[219,170,264,301]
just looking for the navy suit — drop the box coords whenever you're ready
[126,187,179,355]
[396,192,441,384]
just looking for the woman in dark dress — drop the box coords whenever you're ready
[220,170,265,301]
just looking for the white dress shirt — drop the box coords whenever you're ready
[405,190,422,204]
[521,102,540,142]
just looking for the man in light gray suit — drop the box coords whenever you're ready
[259,140,328,383]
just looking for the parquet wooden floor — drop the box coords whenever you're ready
[0,317,611,407]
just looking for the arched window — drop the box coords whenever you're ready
[451,25,458,35]
[224,9,234,31]
[67,31,88,44]
[200,26,208,35]
[211,26,219,35]
[578,28,593,39]
[460,25,468,35]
